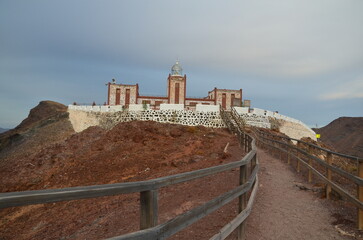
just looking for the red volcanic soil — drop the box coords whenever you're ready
[1,101,356,240]
[0,121,245,239]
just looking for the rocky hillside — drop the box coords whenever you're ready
[0,101,75,162]
[0,128,8,133]
[0,117,242,239]
[313,117,363,158]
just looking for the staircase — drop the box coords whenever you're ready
[220,106,245,133]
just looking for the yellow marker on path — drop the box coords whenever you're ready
[316,134,321,139]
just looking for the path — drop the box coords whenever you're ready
[245,148,352,240]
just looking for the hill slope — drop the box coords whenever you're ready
[0,101,75,162]
[0,120,242,239]
[0,128,9,133]
[314,117,363,158]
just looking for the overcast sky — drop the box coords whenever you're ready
[0,0,362,129]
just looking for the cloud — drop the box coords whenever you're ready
[1,0,363,128]
[1,0,362,80]
[319,78,363,100]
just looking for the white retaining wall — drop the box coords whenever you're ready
[251,108,265,115]
[69,104,217,113]
[68,108,226,132]
[160,104,184,111]
[129,104,150,111]
[68,104,316,141]
[68,109,100,132]
[68,105,124,112]
[234,107,250,114]
[234,107,316,141]
[196,104,220,112]
[239,113,271,129]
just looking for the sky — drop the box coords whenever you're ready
[0,0,362,129]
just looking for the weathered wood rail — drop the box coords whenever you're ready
[0,112,258,239]
[242,119,363,230]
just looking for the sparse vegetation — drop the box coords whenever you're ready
[142,102,148,111]
[186,126,197,133]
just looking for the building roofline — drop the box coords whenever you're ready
[185,97,215,101]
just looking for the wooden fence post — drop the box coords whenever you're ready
[273,138,277,158]
[247,135,250,152]
[251,154,257,175]
[287,147,291,165]
[308,146,313,183]
[238,131,242,149]
[238,165,247,240]
[326,152,332,199]
[140,190,158,229]
[296,143,301,173]
[358,160,363,230]
[246,136,249,152]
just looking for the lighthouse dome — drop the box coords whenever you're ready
[171,60,183,76]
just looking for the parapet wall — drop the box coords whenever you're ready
[68,107,225,132]
[68,104,316,141]
[277,119,316,141]
[68,104,219,113]
[238,113,272,129]
[234,107,316,141]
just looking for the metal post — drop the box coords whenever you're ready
[140,190,158,229]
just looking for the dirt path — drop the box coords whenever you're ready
[245,148,352,240]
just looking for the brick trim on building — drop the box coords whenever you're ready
[106,61,247,110]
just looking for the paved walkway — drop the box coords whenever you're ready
[245,148,352,240]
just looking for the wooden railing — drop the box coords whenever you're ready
[0,113,258,239]
[249,125,363,230]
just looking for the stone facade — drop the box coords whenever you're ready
[68,104,316,141]
[167,75,186,104]
[108,83,138,106]
[208,88,242,110]
[235,109,316,141]
[185,98,215,110]
[238,113,272,129]
[68,108,226,132]
[106,61,248,110]
[137,96,168,110]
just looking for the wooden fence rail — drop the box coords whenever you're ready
[251,127,363,230]
[0,110,258,240]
